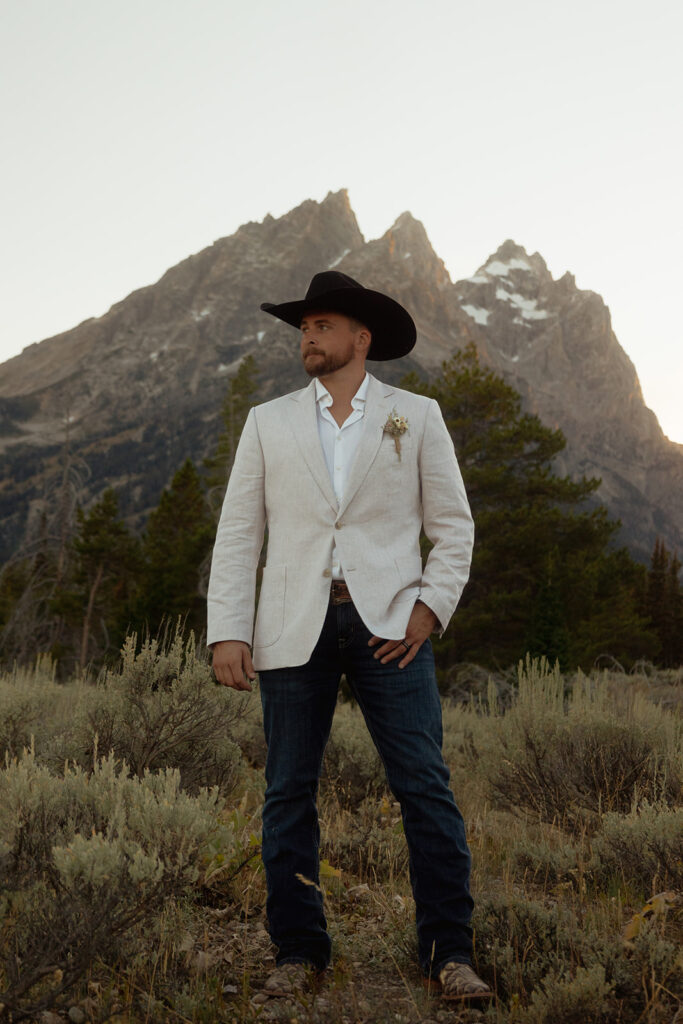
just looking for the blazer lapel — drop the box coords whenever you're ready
[338,375,396,517]
[286,382,339,513]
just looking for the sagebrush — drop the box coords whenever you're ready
[0,647,680,1023]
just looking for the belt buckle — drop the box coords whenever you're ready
[331,581,352,605]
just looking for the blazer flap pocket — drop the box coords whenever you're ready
[254,564,286,648]
[395,555,423,588]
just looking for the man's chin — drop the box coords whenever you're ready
[303,355,327,377]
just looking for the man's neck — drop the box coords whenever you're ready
[318,364,367,428]
[318,363,367,406]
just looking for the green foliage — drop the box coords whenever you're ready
[0,648,681,1021]
[510,835,596,891]
[133,459,214,637]
[526,964,614,1024]
[0,545,59,668]
[0,656,62,759]
[474,657,682,829]
[474,895,597,1001]
[0,560,30,636]
[511,805,683,897]
[63,629,248,795]
[647,538,683,667]
[0,749,233,1020]
[473,891,683,1021]
[594,804,683,893]
[402,345,658,670]
[51,488,140,670]
[321,796,407,883]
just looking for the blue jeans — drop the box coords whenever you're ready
[258,598,474,976]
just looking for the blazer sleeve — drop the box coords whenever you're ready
[206,407,266,647]
[418,399,474,633]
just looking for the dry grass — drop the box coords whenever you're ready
[0,652,681,1022]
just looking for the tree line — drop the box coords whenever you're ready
[0,349,680,675]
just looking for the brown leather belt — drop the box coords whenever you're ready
[330,580,353,604]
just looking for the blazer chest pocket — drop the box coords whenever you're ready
[373,435,414,495]
[254,564,286,648]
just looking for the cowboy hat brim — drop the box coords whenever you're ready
[260,283,416,361]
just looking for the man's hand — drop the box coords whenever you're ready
[212,640,256,691]
[368,600,439,669]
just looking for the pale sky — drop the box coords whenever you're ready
[2,0,682,441]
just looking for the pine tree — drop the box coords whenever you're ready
[402,345,657,670]
[134,460,214,638]
[647,539,683,666]
[667,551,683,666]
[50,489,140,670]
[0,426,89,667]
[525,550,570,668]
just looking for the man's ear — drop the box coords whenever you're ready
[357,327,372,354]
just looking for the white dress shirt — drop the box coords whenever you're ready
[314,373,369,579]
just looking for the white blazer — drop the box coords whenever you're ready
[207,373,474,671]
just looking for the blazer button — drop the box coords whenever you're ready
[335,522,343,530]
[322,568,331,577]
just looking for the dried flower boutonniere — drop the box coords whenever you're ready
[383,408,409,461]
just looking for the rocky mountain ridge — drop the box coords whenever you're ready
[1,189,681,563]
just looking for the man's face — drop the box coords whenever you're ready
[300,311,358,378]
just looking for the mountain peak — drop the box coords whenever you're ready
[384,212,434,253]
[492,239,531,262]
[472,240,551,284]
[391,210,424,231]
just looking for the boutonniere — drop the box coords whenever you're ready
[382,408,409,460]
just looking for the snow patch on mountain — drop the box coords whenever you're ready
[461,304,490,325]
[484,257,532,276]
[329,248,351,268]
[495,288,549,320]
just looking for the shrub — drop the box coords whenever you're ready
[594,804,683,893]
[321,796,408,882]
[478,657,681,829]
[475,894,588,999]
[526,964,614,1023]
[59,630,249,795]
[0,655,71,759]
[511,836,599,891]
[474,894,641,1017]
[0,750,234,1020]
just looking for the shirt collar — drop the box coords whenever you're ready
[315,373,369,410]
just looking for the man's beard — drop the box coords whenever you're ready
[302,346,354,378]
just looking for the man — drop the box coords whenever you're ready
[207,271,491,1003]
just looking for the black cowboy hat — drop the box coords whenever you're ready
[260,271,416,361]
